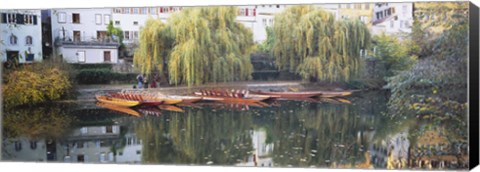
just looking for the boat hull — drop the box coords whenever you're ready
[95,96,140,107]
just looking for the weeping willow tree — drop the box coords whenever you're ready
[134,7,255,86]
[272,6,370,82]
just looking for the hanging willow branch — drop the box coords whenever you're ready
[134,7,255,86]
[272,6,371,82]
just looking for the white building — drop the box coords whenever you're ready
[0,10,43,65]
[115,133,143,163]
[236,128,274,167]
[61,125,121,163]
[371,3,413,36]
[50,8,120,63]
[2,137,49,162]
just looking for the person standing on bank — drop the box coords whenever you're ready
[136,73,144,89]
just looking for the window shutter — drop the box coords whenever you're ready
[1,13,6,23]
[102,126,106,133]
[245,9,248,16]
[33,15,37,25]
[16,14,24,24]
[253,9,256,16]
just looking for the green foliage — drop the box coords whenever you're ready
[271,6,370,82]
[71,63,113,70]
[2,60,73,109]
[2,106,75,139]
[257,27,275,53]
[372,34,417,77]
[385,12,468,146]
[107,20,124,47]
[76,69,136,84]
[134,7,255,86]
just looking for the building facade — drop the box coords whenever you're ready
[49,8,120,63]
[0,10,43,65]
[371,3,413,36]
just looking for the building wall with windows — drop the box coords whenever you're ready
[61,125,121,163]
[371,3,413,36]
[0,10,43,63]
[115,133,143,164]
[50,8,121,63]
[59,46,118,63]
[2,137,48,162]
[336,3,375,27]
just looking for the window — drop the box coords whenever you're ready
[77,51,86,63]
[95,14,102,25]
[133,8,139,14]
[7,13,16,23]
[346,4,351,9]
[76,142,84,149]
[106,125,113,133]
[133,21,138,25]
[25,36,32,45]
[10,35,17,45]
[136,150,141,155]
[104,15,110,25]
[133,31,139,39]
[113,8,122,13]
[354,4,361,9]
[80,127,88,134]
[365,4,370,10]
[115,20,120,25]
[124,31,130,40]
[30,141,37,150]
[14,141,22,151]
[24,15,34,24]
[58,12,66,23]
[276,5,280,8]
[262,18,267,26]
[73,31,81,42]
[77,155,85,162]
[127,137,132,145]
[141,8,147,14]
[119,152,123,156]
[72,13,80,23]
[149,7,157,14]
[239,8,245,16]
[390,20,394,28]
[268,19,273,26]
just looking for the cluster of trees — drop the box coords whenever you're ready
[134,7,255,86]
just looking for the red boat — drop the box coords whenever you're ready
[249,90,322,98]
[194,89,271,104]
[109,92,164,106]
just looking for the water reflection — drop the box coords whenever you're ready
[1,91,469,169]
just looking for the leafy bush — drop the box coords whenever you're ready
[2,65,72,109]
[76,69,137,84]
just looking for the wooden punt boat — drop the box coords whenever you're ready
[158,105,184,112]
[249,90,322,98]
[109,93,164,106]
[315,91,353,98]
[137,107,162,116]
[97,103,141,117]
[95,95,140,107]
[194,91,270,104]
[168,96,203,103]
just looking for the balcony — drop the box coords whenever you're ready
[54,36,121,49]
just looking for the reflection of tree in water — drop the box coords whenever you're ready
[134,108,254,165]
[270,101,378,168]
[2,105,76,140]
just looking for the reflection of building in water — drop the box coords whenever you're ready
[115,133,143,163]
[2,137,59,162]
[236,129,274,167]
[60,125,121,163]
[369,130,409,169]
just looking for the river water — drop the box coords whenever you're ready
[1,90,469,170]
